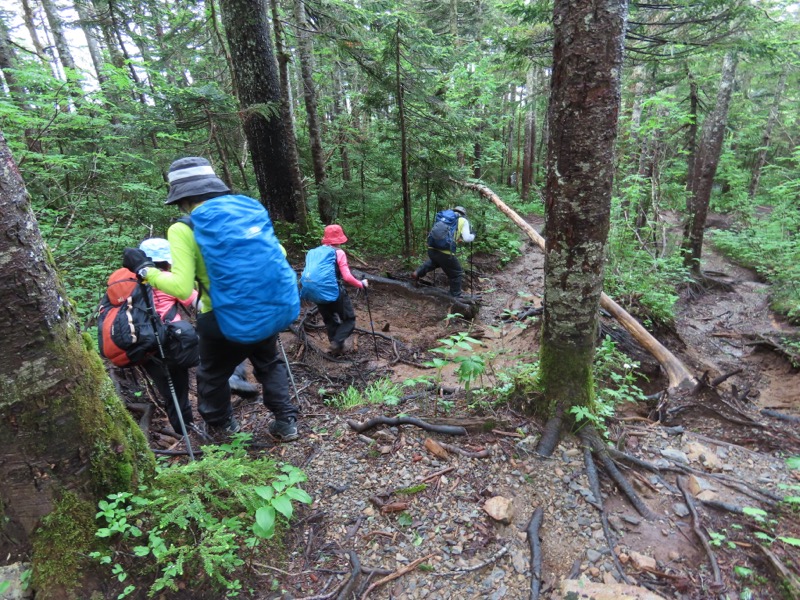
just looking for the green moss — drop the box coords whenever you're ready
[31,491,96,598]
[537,339,595,422]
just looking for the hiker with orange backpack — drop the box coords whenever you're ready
[137,238,199,436]
[300,224,367,356]
[122,157,301,441]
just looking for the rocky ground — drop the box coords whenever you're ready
[123,214,800,599]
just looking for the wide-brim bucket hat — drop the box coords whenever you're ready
[453,206,467,217]
[165,156,230,205]
[139,238,172,264]
[322,224,348,245]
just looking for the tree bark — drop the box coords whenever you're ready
[41,0,78,78]
[219,0,301,223]
[0,130,153,595]
[452,179,696,391]
[521,65,536,200]
[747,67,787,201]
[270,0,308,230]
[396,21,412,258]
[682,52,738,274]
[294,0,333,224]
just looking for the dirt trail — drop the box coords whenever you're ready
[133,215,800,599]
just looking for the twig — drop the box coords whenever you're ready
[491,429,523,438]
[434,546,508,577]
[710,368,743,387]
[359,554,436,599]
[421,466,456,483]
[438,442,492,458]
[677,476,726,599]
[526,509,544,600]
[336,550,361,600]
[347,416,467,436]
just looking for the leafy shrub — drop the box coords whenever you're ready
[90,435,312,598]
[326,377,403,409]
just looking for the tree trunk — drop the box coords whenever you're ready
[20,0,52,69]
[294,0,333,224]
[682,52,738,274]
[396,22,412,258]
[219,0,301,223]
[539,0,629,423]
[41,0,78,78]
[269,0,308,231]
[748,68,787,201]
[0,130,153,596]
[685,68,698,191]
[521,65,536,200]
[73,0,107,85]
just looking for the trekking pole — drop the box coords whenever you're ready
[363,287,380,362]
[469,239,474,294]
[277,334,301,406]
[141,282,195,461]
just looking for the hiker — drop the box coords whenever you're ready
[304,224,367,356]
[122,157,300,441]
[412,206,475,298]
[137,238,198,435]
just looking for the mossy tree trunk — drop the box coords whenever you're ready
[0,130,154,598]
[538,0,628,428]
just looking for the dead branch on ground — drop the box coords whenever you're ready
[359,553,436,600]
[677,476,727,599]
[438,442,491,458]
[347,416,467,435]
[526,508,544,600]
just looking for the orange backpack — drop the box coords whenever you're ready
[97,268,163,367]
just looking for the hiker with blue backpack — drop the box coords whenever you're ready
[300,224,367,356]
[412,206,475,298]
[122,157,301,441]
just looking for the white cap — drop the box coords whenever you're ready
[139,238,172,264]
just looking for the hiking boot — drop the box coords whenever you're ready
[210,416,241,434]
[329,341,343,356]
[268,417,299,442]
[229,375,259,397]
[342,337,354,353]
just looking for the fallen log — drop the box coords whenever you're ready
[350,269,480,320]
[453,178,697,391]
[347,416,468,436]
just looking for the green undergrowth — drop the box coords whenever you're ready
[89,435,312,598]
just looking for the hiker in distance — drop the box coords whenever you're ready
[412,206,475,298]
[123,157,301,441]
[300,224,367,356]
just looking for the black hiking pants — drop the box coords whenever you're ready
[316,287,356,346]
[143,358,193,434]
[195,310,298,427]
[416,248,463,297]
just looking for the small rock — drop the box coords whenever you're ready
[603,571,618,585]
[684,441,722,470]
[620,514,641,526]
[424,438,449,460]
[687,474,715,496]
[618,553,630,564]
[483,496,514,524]
[586,549,603,563]
[696,489,719,502]
[661,448,689,464]
[672,502,690,517]
[668,551,681,562]
[630,551,657,571]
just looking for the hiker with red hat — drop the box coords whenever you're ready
[300,224,367,356]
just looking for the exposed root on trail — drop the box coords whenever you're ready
[525,507,544,600]
[581,427,658,520]
[347,416,468,435]
[677,476,727,599]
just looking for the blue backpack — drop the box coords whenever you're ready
[427,210,459,252]
[299,246,339,304]
[180,195,300,344]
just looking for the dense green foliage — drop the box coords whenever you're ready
[90,435,312,597]
[0,0,797,324]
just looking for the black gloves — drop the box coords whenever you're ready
[123,248,155,278]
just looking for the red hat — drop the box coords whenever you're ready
[322,224,348,245]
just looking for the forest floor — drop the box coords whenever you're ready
[125,213,800,600]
